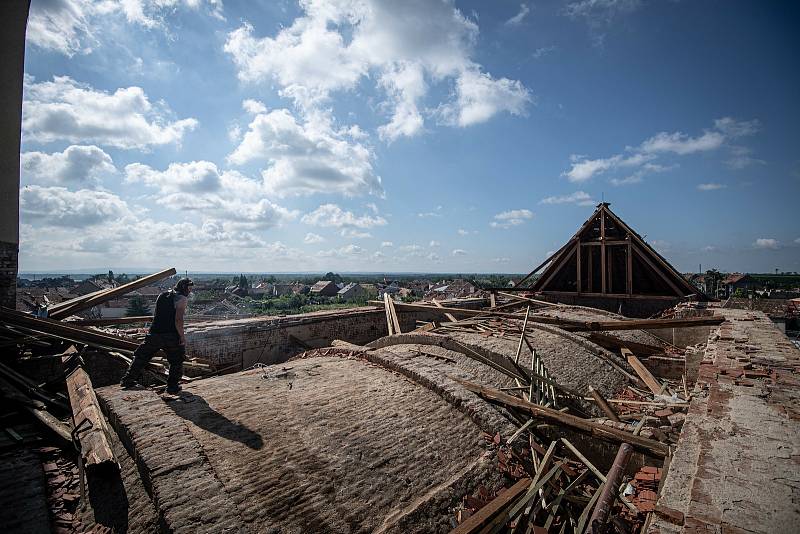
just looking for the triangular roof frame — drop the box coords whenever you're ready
[522,203,708,300]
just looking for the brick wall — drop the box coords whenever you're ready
[185,307,435,369]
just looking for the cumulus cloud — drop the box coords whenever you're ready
[540,191,595,206]
[381,241,394,248]
[429,240,440,247]
[452,248,467,256]
[301,204,387,229]
[21,145,115,186]
[340,228,372,239]
[492,257,511,263]
[457,228,469,236]
[317,244,366,259]
[697,183,726,191]
[242,99,267,114]
[26,0,225,55]
[20,185,133,227]
[304,232,324,244]
[562,117,760,184]
[124,161,297,229]
[223,0,531,141]
[490,209,533,229]
[753,238,779,250]
[23,76,197,149]
[228,109,383,197]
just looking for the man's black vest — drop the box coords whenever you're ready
[149,291,178,334]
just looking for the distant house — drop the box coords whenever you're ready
[73,279,105,296]
[424,279,476,301]
[337,283,366,301]
[310,280,339,297]
[723,274,759,297]
[249,282,273,298]
[378,283,400,297]
[273,284,294,297]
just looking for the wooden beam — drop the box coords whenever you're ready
[515,238,575,288]
[495,292,556,308]
[631,244,685,297]
[0,375,72,445]
[623,348,663,395]
[450,476,532,533]
[537,244,577,292]
[455,378,669,457]
[514,306,531,365]
[587,443,634,533]
[576,242,582,294]
[587,245,593,293]
[563,316,724,332]
[626,234,633,295]
[383,293,397,335]
[588,332,663,356]
[49,267,176,319]
[432,299,457,323]
[68,316,153,326]
[588,385,621,422]
[63,347,118,471]
[601,208,607,294]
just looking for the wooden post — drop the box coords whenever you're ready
[600,208,607,294]
[576,242,582,294]
[587,245,593,293]
[63,347,118,471]
[383,293,395,335]
[514,306,531,365]
[588,385,621,422]
[626,234,633,295]
[489,291,496,308]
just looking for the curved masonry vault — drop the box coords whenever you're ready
[95,341,521,534]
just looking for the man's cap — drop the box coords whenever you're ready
[175,278,194,292]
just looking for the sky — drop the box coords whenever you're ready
[19,0,800,274]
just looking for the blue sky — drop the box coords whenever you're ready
[20,0,800,274]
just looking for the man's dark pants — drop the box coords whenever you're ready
[121,332,184,390]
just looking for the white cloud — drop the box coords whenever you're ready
[438,69,531,128]
[23,76,197,149]
[26,0,93,56]
[365,202,379,213]
[490,209,534,229]
[697,183,726,191]
[457,228,469,236]
[20,185,133,228]
[223,0,530,140]
[452,248,467,256]
[242,99,267,114]
[21,145,115,186]
[565,0,642,23]
[429,240,440,247]
[649,239,671,252]
[506,4,530,26]
[228,108,383,197]
[426,252,441,262]
[381,241,394,248]
[563,117,759,184]
[794,238,800,245]
[317,244,365,258]
[753,238,779,250]
[639,130,725,155]
[301,203,387,229]
[124,161,298,229]
[540,191,595,206]
[702,245,716,252]
[492,257,511,263]
[27,1,225,55]
[532,45,557,59]
[340,228,372,239]
[304,232,324,244]
[418,211,442,218]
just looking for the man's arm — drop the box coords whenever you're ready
[175,297,188,345]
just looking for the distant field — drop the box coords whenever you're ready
[750,274,800,287]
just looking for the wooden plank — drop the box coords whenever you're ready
[63,347,118,471]
[588,385,620,422]
[564,316,724,332]
[387,296,402,334]
[495,292,556,308]
[0,375,71,445]
[367,301,581,325]
[450,477,532,533]
[627,235,633,295]
[537,244,577,293]
[383,293,395,335]
[455,378,669,457]
[587,332,663,355]
[49,267,176,319]
[489,292,496,308]
[68,316,153,326]
[577,241,582,293]
[514,306,531,365]
[432,299,457,323]
[623,348,663,395]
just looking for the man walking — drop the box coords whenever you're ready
[121,278,193,394]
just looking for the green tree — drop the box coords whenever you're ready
[126,295,151,316]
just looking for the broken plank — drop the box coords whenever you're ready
[588,385,621,422]
[63,347,118,471]
[455,378,669,458]
[451,477,532,534]
[432,299,458,323]
[623,348,663,395]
